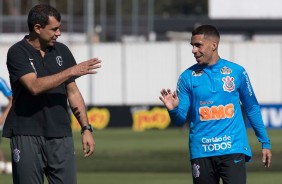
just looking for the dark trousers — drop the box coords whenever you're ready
[191,153,246,184]
[10,135,77,184]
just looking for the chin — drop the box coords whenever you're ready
[48,42,55,46]
[196,60,203,65]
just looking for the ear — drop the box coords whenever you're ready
[212,41,218,51]
[34,24,41,34]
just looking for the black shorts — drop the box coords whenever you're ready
[191,153,246,184]
[10,135,77,184]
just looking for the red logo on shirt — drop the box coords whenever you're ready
[199,104,234,121]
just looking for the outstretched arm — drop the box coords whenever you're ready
[19,58,101,96]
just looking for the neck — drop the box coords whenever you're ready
[207,55,220,66]
[26,34,47,51]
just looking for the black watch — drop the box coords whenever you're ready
[81,124,93,134]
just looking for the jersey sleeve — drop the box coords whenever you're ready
[0,77,12,97]
[238,69,271,149]
[168,74,191,126]
[6,45,35,83]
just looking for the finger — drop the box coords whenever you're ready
[172,91,177,98]
[83,144,90,157]
[90,59,102,65]
[167,89,171,94]
[262,154,271,168]
[162,90,168,96]
[160,89,166,96]
[83,142,87,155]
[265,161,270,168]
[84,59,101,67]
[159,96,164,103]
[89,64,102,70]
[84,148,92,157]
[87,70,99,74]
[84,143,95,157]
[266,154,271,168]
[262,154,266,166]
[90,59,102,64]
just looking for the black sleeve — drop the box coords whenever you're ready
[6,44,35,83]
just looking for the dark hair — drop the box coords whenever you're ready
[27,4,61,32]
[192,25,220,40]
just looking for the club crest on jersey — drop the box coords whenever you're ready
[192,69,203,77]
[222,76,235,92]
[56,56,63,66]
[220,66,232,74]
[13,148,21,163]
[192,163,200,178]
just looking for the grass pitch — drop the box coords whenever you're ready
[0,128,281,183]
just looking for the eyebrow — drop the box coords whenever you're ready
[190,41,202,46]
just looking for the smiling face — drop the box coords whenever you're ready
[34,16,61,47]
[190,34,219,66]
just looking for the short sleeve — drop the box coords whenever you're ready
[6,45,35,83]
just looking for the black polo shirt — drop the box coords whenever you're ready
[3,36,77,138]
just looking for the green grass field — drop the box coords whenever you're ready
[1,172,281,184]
[0,128,281,183]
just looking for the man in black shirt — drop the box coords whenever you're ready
[2,4,101,184]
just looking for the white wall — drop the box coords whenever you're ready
[209,0,282,19]
[0,40,282,106]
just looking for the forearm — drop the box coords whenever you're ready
[169,107,187,126]
[67,82,95,157]
[68,86,89,128]
[70,101,89,128]
[22,68,73,95]
[18,58,101,96]
[245,105,271,149]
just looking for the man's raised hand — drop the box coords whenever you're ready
[71,58,102,77]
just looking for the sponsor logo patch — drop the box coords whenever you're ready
[199,103,234,121]
[220,66,232,74]
[201,135,232,152]
[192,69,203,77]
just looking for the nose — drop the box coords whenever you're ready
[192,46,197,54]
[55,29,61,36]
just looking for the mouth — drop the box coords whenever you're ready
[50,39,57,43]
[194,55,202,62]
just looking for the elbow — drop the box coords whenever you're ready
[30,91,41,96]
[29,88,42,96]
